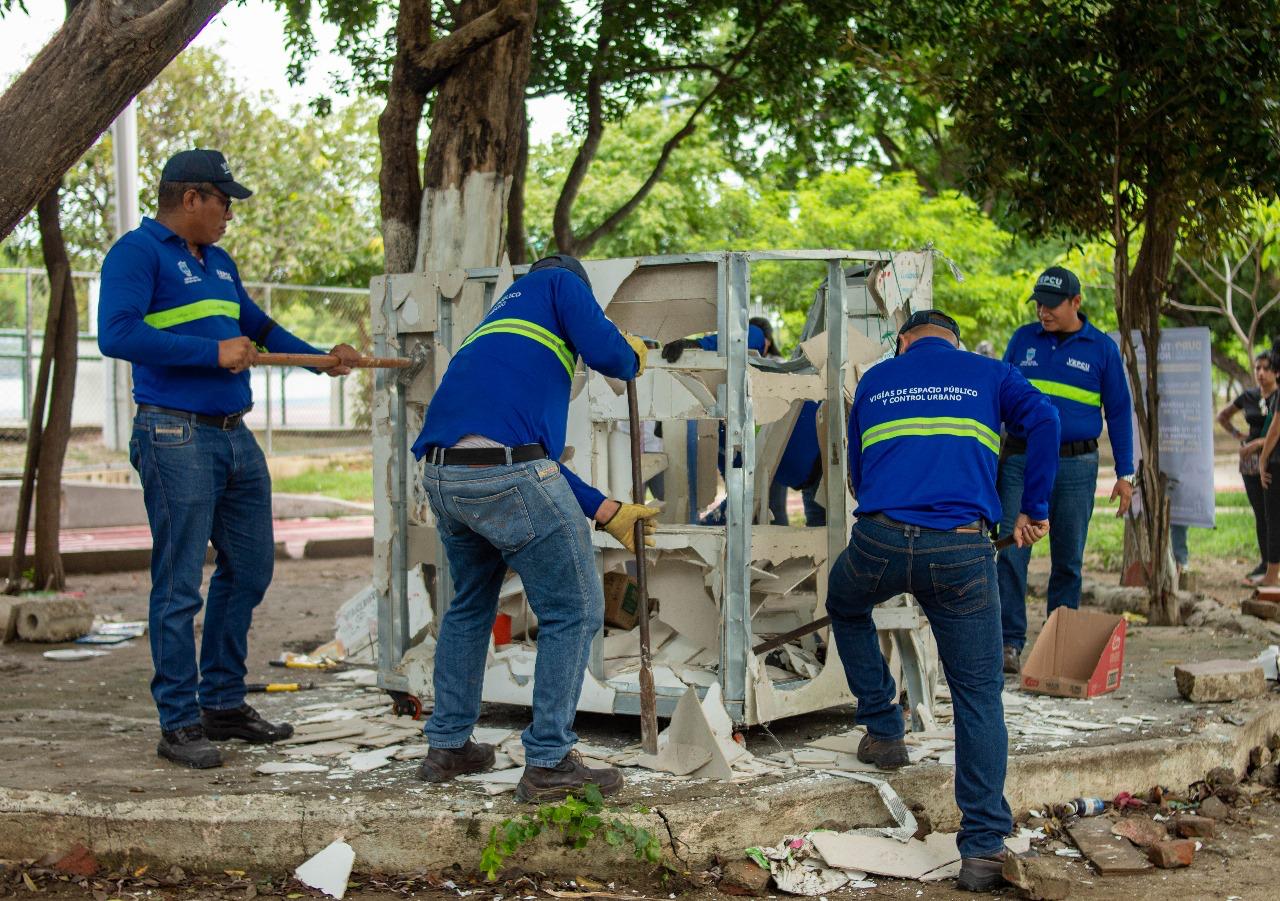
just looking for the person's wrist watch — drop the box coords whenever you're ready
[1120,474,1137,486]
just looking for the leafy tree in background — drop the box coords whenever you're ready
[854,0,1280,623]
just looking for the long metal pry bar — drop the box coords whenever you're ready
[626,379,660,754]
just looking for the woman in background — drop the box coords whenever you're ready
[1242,350,1280,584]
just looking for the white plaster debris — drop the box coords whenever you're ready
[42,649,108,660]
[347,746,401,772]
[294,839,355,899]
[256,761,329,775]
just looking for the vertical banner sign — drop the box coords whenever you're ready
[1109,327,1215,528]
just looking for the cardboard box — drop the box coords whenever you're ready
[1021,608,1127,699]
[603,572,639,630]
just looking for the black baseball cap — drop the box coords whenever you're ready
[1029,266,1081,308]
[898,309,961,341]
[160,149,253,199]
[529,254,591,289]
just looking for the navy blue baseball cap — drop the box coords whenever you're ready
[1029,266,1081,307]
[895,308,960,355]
[529,254,591,290]
[160,149,253,199]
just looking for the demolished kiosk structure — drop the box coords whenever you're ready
[370,250,943,728]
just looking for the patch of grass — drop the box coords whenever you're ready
[274,465,372,502]
[1059,508,1260,570]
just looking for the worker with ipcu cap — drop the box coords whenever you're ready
[826,309,1060,893]
[410,255,656,803]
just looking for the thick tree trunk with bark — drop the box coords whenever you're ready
[33,188,79,591]
[506,110,529,264]
[418,0,536,273]
[378,0,432,274]
[1114,208,1180,624]
[0,0,228,241]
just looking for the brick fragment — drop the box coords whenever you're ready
[718,858,770,896]
[1173,814,1215,838]
[1174,660,1266,702]
[53,843,98,877]
[1147,839,1195,869]
[1112,815,1167,847]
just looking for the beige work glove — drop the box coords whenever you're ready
[622,332,649,376]
[602,502,659,552]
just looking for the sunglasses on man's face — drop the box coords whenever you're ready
[195,188,232,211]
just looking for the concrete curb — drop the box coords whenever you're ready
[1,702,1276,877]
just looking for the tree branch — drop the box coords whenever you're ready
[552,30,611,253]
[408,0,531,92]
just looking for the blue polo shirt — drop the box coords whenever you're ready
[1002,313,1134,476]
[412,268,638,517]
[849,338,1060,528]
[98,217,323,416]
[696,326,766,353]
[775,401,821,489]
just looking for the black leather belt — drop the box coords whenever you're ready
[426,443,547,465]
[137,404,250,431]
[1002,436,1098,458]
[865,512,990,535]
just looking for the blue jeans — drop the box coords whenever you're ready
[996,451,1098,651]
[1170,524,1189,567]
[422,459,603,768]
[129,411,275,731]
[826,517,1011,859]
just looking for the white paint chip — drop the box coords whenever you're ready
[294,839,355,899]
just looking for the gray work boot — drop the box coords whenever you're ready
[1003,645,1021,675]
[956,850,1008,892]
[416,740,496,783]
[856,732,909,769]
[515,750,623,803]
[158,724,223,769]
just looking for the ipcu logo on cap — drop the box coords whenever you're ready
[221,162,231,175]
[1038,275,1064,289]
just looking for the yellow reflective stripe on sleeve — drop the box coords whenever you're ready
[458,317,576,378]
[861,416,1000,454]
[1029,378,1101,407]
[143,299,240,330]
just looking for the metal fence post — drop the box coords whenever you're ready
[263,284,273,455]
[22,269,32,421]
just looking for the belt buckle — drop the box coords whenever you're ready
[222,412,238,430]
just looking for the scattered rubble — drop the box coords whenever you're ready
[12,594,93,642]
[1146,837,1196,869]
[1002,854,1071,900]
[294,838,355,899]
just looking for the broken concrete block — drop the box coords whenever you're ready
[13,596,93,642]
[0,597,20,642]
[718,858,771,896]
[1172,814,1215,839]
[1241,598,1280,621]
[1173,659,1266,703]
[1249,745,1272,770]
[1250,762,1278,787]
[1002,854,1071,901]
[53,843,98,877]
[1111,815,1167,848]
[1198,796,1231,820]
[1146,839,1195,869]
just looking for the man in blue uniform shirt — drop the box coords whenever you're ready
[997,267,1135,674]
[828,310,1059,892]
[411,255,657,802]
[97,149,360,769]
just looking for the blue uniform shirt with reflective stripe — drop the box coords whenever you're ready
[849,337,1061,528]
[412,268,639,517]
[1002,313,1135,476]
[97,217,324,416]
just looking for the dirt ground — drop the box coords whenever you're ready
[1,551,1278,899]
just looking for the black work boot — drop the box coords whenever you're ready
[201,704,294,743]
[516,750,624,803]
[856,732,910,769]
[416,740,496,783]
[158,724,223,769]
[1003,645,1021,675]
[956,850,1008,892]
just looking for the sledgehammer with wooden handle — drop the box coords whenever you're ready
[254,352,411,369]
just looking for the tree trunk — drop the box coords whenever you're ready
[378,0,432,275]
[506,108,529,264]
[33,187,79,591]
[0,0,227,241]
[417,0,536,273]
[1114,210,1179,625]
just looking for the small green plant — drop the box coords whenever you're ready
[479,783,663,881]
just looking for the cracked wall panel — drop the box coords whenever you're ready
[587,368,719,421]
[650,558,721,652]
[748,636,857,724]
[602,263,719,342]
[871,251,934,315]
[751,401,805,522]
[750,525,826,568]
[581,258,642,308]
[748,371,824,424]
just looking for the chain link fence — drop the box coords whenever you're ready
[0,268,372,471]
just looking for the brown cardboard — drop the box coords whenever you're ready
[603,572,639,630]
[1020,608,1127,699]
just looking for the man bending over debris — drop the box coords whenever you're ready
[410,255,656,802]
[827,310,1059,892]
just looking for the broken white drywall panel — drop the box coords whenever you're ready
[582,257,642,308]
[751,525,827,568]
[748,371,825,424]
[602,262,720,343]
[636,740,713,776]
[748,631,856,724]
[871,251,934,316]
[701,682,749,764]
[587,368,719,422]
[808,830,958,881]
[480,660,618,714]
[294,839,355,900]
[650,558,720,651]
[751,403,804,522]
[661,686,735,780]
